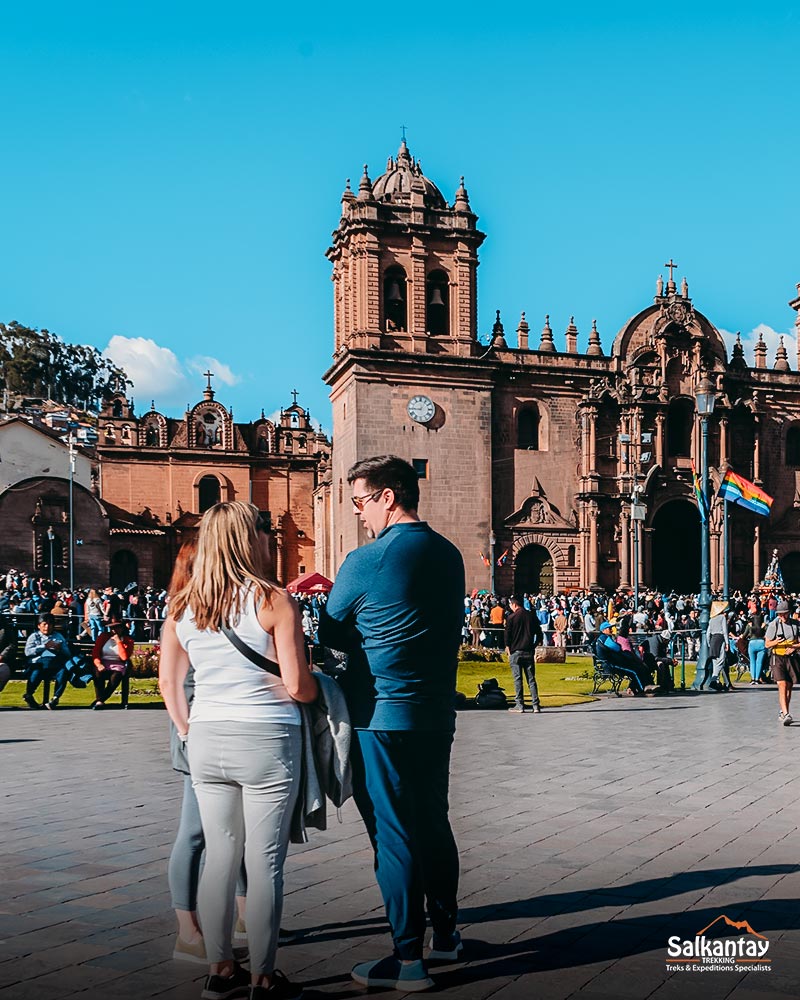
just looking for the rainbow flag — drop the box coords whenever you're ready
[718,470,773,517]
[691,462,709,523]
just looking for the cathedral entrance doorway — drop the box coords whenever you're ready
[651,499,701,594]
[111,549,138,590]
[514,544,554,596]
[781,552,800,592]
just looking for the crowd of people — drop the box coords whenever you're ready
[4,454,800,998]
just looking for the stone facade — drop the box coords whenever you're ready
[96,376,331,587]
[0,381,331,590]
[321,141,800,595]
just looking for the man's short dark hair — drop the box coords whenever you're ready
[37,613,53,625]
[347,455,420,511]
[509,594,522,607]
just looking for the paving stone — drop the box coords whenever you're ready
[1,691,800,998]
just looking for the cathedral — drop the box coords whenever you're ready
[316,139,800,595]
[0,378,330,589]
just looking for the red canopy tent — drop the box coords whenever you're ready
[286,571,334,595]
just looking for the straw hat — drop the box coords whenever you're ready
[710,600,729,618]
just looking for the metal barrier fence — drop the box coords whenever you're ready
[0,611,163,643]
[464,623,705,690]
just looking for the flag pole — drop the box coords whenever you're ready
[723,498,730,600]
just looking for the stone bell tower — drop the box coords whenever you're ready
[327,139,486,357]
[323,140,494,579]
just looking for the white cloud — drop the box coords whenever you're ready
[103,335,190,409]
[103,337,243,413]
[719,324,797,369]
[187,355,242,387]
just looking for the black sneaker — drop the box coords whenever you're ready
[45,698,59,710]
[201,963,250,1000]
[23,693,41,710]
[250,971,304,1000]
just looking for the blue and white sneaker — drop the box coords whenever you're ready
[350,956,433,992]
[427,930,463,961]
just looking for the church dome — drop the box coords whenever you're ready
[372,139,447,209]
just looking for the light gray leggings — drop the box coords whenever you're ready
[189,722,300,975]
[167,774,247,911]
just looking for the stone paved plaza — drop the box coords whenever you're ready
[2,689,800,1000]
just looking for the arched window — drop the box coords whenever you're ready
[298,436,307,452]
[426,269,450,336]
[567,545,576,567]
[112,400,123,418]
[667,398,694,457]
[787,427,800,467]
[145,424,158,447]
[284,434,293,452]
[383,265,407,332]
[121,424,131,441]
[198,475,221,513]
[518,406,540,450]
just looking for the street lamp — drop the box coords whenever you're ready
[489,530,497,595]
[68,429,76,591]
[691,375,717,690]
[46,526,55,586]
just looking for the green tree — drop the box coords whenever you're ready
[0,321,129,409]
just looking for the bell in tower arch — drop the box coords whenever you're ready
[426,270,450,336]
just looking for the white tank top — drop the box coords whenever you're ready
[175,587,300,725]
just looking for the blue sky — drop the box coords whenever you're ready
[2,3,799,432]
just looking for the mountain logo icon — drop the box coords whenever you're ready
[696,915,767,940]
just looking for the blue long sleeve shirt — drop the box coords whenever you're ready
[24,630,69,665]
[318,521,465,732]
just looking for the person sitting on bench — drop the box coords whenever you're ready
[24,613,71,709]
[595,621,654,696]
[91,617,134,709]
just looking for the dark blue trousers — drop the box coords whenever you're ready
[355,729,459,961]
[26,657,69,701]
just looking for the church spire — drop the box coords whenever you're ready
[586,318,604,357]
[775,335,790,372]
[538,314,555,352]
[454,176,471,213]
[357,164,375,201]
[516,311,529,350]
[491,310,507,348]
[754,329,767,369]
[565,316,578,353]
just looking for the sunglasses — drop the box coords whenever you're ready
[351,488,384,511]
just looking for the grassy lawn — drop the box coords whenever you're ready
[0,678,161,710]
[0,654,710,712]
[458,655,599,708]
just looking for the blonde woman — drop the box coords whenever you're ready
[160,502,317,1000]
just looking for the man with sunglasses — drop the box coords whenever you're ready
[319,455,465,993]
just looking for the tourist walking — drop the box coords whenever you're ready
[160,501,317,1000]
[504,594,543,713]
[319,455,465,993]
[765,600,800,725]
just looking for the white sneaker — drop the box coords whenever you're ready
[783,713,793,726]
[427,930,463,961]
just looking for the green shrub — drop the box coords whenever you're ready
[458,644,505,663]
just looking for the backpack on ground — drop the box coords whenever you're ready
[475,677,508,710]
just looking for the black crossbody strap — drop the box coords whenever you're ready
[221,624,281,678]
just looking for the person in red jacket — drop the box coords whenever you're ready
[91,617,134,709]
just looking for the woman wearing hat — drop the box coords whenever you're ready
[765,600,800,725]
